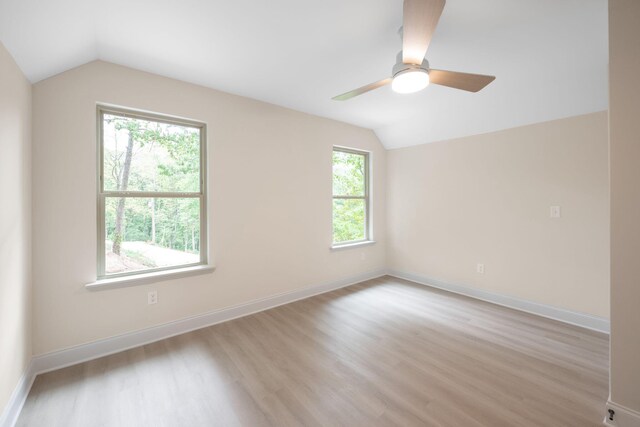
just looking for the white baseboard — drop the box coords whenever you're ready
[2,269,611,426]
[605,401,640,427]
[0,362,36,427]
[0,270,384,427]
[31,269,386,376]
[388,270,610,334]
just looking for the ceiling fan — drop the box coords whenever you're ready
[332,0,495,101]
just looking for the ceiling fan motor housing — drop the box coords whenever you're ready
[392,51,430,77]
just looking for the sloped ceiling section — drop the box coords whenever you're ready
[0,0,608,148]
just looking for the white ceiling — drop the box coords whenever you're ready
[0,0,608,148]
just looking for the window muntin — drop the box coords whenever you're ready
[332,147,370,245]
[98,106,206,278]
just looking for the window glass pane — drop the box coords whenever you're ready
[102,114,200,193]
[105,197,201,275]
[333,198,366,243]
[333,150,366,197]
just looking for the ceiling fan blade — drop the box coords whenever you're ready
[429,69,496,92]
[402,0,446,65]
[332,78,392,101]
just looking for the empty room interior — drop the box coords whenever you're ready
[1,0,639,426]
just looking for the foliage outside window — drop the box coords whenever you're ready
[98,106,206,278]
[332,147,370,245]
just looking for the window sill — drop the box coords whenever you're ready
[86,265,215,291]
[330,240,376,251]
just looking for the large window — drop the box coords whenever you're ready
[97,106,207,278]
[332,147,370,245]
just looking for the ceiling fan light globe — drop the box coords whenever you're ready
[392,69,430,94]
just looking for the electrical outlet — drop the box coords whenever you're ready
[550,205,561,218]
[148,291,158,305]
[606,408,617,426]
[477,263,485,274]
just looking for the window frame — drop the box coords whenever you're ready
[331,146,371,247]
[96,105,208,280]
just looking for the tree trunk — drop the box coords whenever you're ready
[150,198,156,244]
[170,205,178,249]
[113,133,134,255]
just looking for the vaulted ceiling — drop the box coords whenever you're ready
[0,0,608,148]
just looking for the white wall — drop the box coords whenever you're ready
[0,42,32,413]
[609,0,640,416]
[387,112,609,318]
[31,61,387,356]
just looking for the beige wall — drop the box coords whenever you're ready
[31,61,387,355]
[387,112,609,318]
[0,43,32,413]
[609,0,640,413]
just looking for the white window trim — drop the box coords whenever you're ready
[331,146,372,248]
[94,105,209,283]
[86,265,214,291]
[330,240,376,251]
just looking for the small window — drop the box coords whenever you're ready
[97,106,207,278]
[332,147,370,245]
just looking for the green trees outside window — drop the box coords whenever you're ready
[332,148,370,244]
[98,108,206,277]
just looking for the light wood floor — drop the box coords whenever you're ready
[18,276,609,427]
